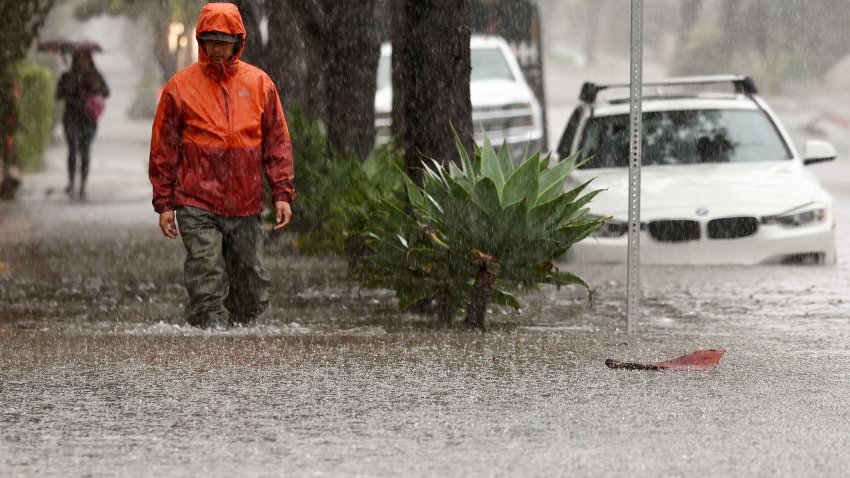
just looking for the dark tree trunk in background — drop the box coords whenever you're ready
[287,0,327,122]
[263,0,380,161]
[391,0,472,184]
[322,1,381,160]
[389,0,409,163]
[263,1,311,118]
[152,19,178,83]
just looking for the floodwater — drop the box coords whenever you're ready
[2,148,849,477]
[3,14,850,478]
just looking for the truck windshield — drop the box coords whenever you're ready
[377,46,514,90]
[578,109,791,168]
[470,48,514,81]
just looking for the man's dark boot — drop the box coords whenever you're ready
[188,310,227,330]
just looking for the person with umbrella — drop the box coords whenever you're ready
[56,47,109,199]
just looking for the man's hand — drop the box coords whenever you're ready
[274,201,292,230]
[159,211,178,239]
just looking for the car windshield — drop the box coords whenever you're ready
[377,46,514,90]
[578,109,791,168]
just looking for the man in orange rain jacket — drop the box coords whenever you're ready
[149,3,294,329]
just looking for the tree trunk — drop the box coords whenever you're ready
[391,0,473,184]
[152,18,178,82]
[265,1,311,118]
[322,1,381,161]
[262,1,383,160]
[436,283,454,327]
[389,0,409,170]
[464,266,495,331]
[287,0,327,122]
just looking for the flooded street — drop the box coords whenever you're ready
[3,15,850,478]
[2,123,849,477]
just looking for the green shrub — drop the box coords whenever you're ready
[360,135,606,330]
[299,142,405,260]
[14,61,54,172]
[271,109,406,262]
[270,108,338,234]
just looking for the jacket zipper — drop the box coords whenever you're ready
[218,65,232,148]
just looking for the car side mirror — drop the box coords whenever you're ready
[803,140,837,165]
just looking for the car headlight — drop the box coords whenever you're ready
[589,215,628,238]
[762,204,826,228]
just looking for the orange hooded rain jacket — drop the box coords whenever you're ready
[149,3,293,217]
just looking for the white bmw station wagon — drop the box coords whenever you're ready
[557,75,837,265]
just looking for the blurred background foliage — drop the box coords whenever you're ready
[0,0,55,195]
[74,0,206,82]
[14,62,55,172]
[278,109,405,263]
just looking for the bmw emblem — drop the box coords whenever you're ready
[696,207,709,216]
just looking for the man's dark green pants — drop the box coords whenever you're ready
[176,206,270,328]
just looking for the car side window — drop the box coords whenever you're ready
[557,108,583,159]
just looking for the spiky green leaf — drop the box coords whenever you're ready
[479,135,506,192]
[501,152,539,207]
[496,140,514,177]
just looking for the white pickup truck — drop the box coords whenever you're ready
[374,35,545,160]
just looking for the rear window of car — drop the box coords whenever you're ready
[578,109,791,168]
[377,46,514,89]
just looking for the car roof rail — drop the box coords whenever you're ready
[579,75,758,103]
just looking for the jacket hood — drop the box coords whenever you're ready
[196,3,246,77]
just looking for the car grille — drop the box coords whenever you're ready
[707,216,759,239]
[472,115,533,135]
[647,220,700,242]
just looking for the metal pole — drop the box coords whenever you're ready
[627,0,643,337]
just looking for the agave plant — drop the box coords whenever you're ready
[362,134,606,330]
